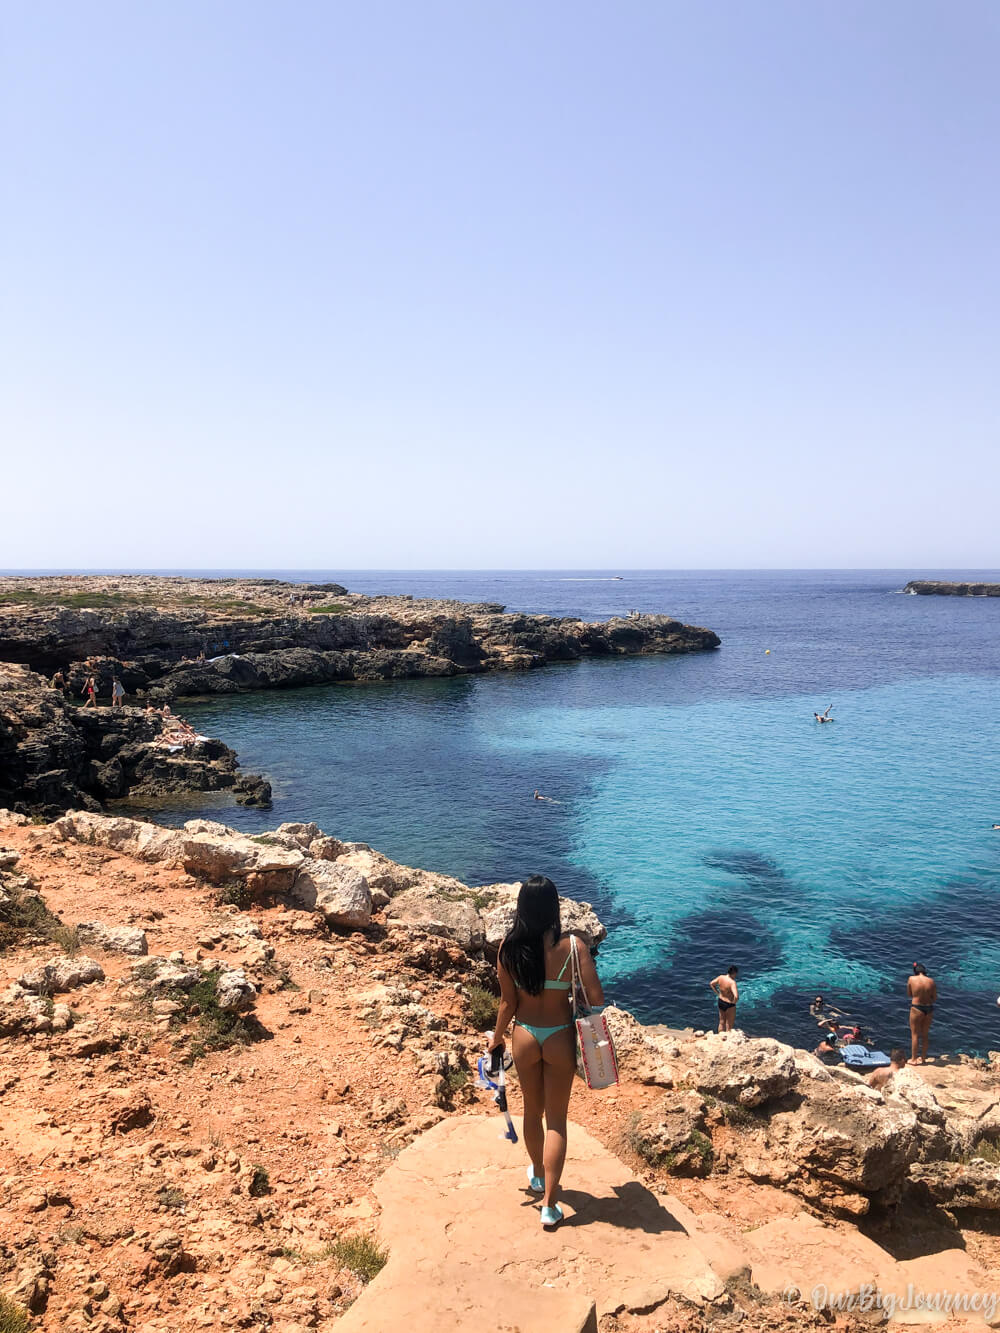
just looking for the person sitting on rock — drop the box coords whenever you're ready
[865,1048,907,1091]
[489,875,604,1231]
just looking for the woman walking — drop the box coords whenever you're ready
[488,875,603,1228]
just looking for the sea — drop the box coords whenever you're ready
[120,569,1000,1057]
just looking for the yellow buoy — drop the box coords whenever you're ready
[765,649,770,655]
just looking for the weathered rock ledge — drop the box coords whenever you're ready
[0,574,720,702]
[0,663,271,818]
[904,580,1000,597]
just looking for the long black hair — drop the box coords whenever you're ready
[499,875,561,995]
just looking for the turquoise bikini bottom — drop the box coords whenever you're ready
[515,1019,573,1045]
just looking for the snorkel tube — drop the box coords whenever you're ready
[476,1045,518,1144]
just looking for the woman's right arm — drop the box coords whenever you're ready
[489,953,518,1052]
[575,936,605,1006]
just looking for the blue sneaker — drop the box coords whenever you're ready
[540,1204,563,1228]
[526,1166,544,1193]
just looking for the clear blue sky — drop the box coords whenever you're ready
[3,2,997,569]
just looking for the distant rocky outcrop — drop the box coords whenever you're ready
[0,663,271,817]
[0,574,721,701]
[904,580,1000,596]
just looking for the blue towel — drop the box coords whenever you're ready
[840,1044,891,1068]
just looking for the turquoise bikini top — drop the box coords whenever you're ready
[543,951,572,991]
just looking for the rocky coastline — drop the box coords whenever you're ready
[0,574,719,819]
[0,663,271,819]
[1,807,999,1332]
[0,574,720,700]
[904,580,1000,597]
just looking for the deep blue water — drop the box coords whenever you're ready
[120,570,1000,1057]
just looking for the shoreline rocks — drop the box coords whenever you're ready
[0,575,721,702]
[0,662,271,818]
[904,580,1000,596]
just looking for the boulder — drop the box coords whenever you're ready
[0,1000,34,1037]
[213,967,256,1012]
[741,1076,922,1215]
[686,1031,798,1108]
[384,885,485,951]
[17,955,105,994]
[603,1007,679,1087]
[182,818,238,837]
[308,834,348,861]
[910,1159,1000,1210]
[480,884,607,950]
[289,859,372,928]
[49,811,185,864]
[76,921,149,956]
[130,956,201,992]
[335,845,453,899]
[885,1068,957,1160]
[0,808,31,828]
[628,1092,714,1176]
[181,831,304,886]
[275,821,321,848]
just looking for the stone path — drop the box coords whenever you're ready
[335,1114,726,1332]
[337,1114,1000,1331]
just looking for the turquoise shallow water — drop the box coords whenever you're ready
[138,570,1000,1056]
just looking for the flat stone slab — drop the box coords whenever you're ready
[336,1114,724,1332]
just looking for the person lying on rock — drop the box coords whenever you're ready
[488,875,604,1231]
[865,1048,906,1091]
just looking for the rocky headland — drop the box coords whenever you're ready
[904,580,1000,597]
[0,663,271,820]
[2,809,999,1332]
[0,574,720,700]
[0,574,718,819]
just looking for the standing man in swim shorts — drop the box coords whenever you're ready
[907,963,937,1065]
[710,966,739,1033]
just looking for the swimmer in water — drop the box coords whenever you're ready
[814,705,834,723]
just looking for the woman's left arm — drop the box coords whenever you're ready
[489,955,518,1052]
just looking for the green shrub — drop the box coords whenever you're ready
[216,882,254,910]
[465,984,499,1031]
[325,1235,387,1284]
[0,884,75,956]
[442,1067,469,1097]
[957,1137,1000,1165]
[176,973,263,1057]
[248,1165,271,1197]
[308,604,347,615]
[0,1294,31,1332]
[716,1100,761,1130]
[156,1186,186,1211]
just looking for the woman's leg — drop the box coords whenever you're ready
[540,1028,576,1209]
[511,1025,545,1180]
